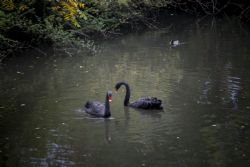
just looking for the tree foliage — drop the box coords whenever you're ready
[1,0,15,11]
[0,0,249,62]
[1,0,87,28]
[51,0,86,27]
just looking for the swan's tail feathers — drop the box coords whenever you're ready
[151,97,162,109]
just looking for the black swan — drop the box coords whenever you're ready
[115,82,163,109]
[84,91,112,118]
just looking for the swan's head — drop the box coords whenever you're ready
[115,82,126,91]
[107,91,112,102]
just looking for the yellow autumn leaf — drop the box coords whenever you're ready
[2,0,15,11]
[19,4,28,12]
[78,3,85,9]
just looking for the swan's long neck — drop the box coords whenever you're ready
[122,83,130,106]
[105,93,111,117]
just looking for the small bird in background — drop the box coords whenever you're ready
[169,40,180,47]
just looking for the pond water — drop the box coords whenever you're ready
[1,17,250,167]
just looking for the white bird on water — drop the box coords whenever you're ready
[169,40,186,47]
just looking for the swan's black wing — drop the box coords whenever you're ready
[129,97,162,109]
[84,101,105,117]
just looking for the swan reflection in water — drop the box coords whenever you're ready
[104,119,112,143]
[123,106,163,119]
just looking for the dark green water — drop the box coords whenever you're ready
[1,18,250,167]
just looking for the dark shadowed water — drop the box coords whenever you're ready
[1,17,250,167]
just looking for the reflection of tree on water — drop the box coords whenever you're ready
[198,80,212,105]
[26,140,75,166]
[226,76,241,110]
[196,62,242,110]
[222,63,241,110]
[43,127,75,166]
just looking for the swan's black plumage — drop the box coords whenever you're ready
[84,91,112,118]
[115,82,162,109]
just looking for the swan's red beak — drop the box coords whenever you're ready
[108,96,112,102]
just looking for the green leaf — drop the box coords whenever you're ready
[80,12,87,20]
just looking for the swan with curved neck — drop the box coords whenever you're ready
[84,91,112,118]
[115,82,162,109]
